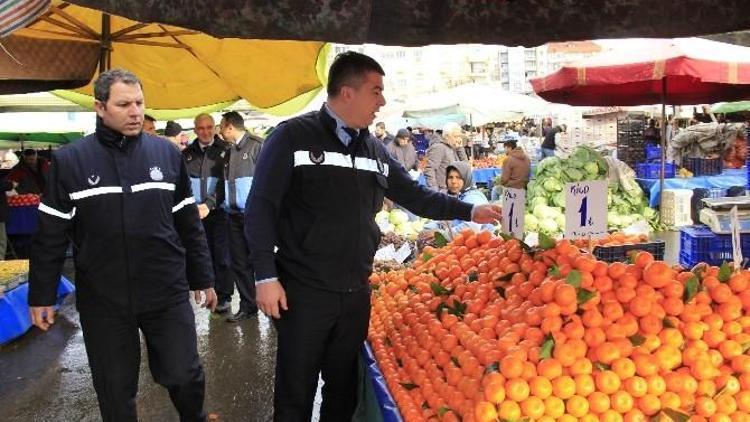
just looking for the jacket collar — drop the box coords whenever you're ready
[95,117,141,149]
[317,105,371,145]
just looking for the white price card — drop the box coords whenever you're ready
[564,180,608,240]
[502,188,525,239]
[394,242,413,264]
[731,206,743,270]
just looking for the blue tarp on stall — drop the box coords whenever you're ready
[7,205,38,235]
[637,168,747,207]
[0,276,74,344]
[362,343,402,422]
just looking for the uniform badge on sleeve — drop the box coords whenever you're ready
[186,154,192,162]
[309,151,325,165]
[87,174,100,186]
[149,167,164,181]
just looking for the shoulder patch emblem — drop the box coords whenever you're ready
[149,166,164,181]
[185,154,192,161]
[87,174,100,186]
[309,151,325,165]
[242,152,249,160]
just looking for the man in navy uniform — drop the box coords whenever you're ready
[184,113,232,313]
[28,68,216,422]
[219,111,264,322]
[245,52,502,421]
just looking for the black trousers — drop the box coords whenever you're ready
[273,282,370,422]
[228,213,256,312]
[203,210,232,303]
[79,301,206,422]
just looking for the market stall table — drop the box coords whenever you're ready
[637,168,747,207]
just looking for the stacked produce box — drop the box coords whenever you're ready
[368,229,750,422]
[0,260,29,293]
[617,117,646,170]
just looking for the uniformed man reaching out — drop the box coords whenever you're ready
[245,52,502,422]
[28,69,216,422]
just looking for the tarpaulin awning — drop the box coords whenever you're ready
[1,1,329,117]
[530,38,750,106]
[712,101,750,114]
[402,84,550,126]
[0,131,82,144]
[63,0,750,48]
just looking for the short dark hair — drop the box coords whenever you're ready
[221,111,245,131]
[327,52,385,97]
[22,149,37,157]
[375,122,385,129]
[94,68,142,103]
[144,114,156,123]
[504,140,518,149]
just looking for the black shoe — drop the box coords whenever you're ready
[214,301,231,314]
[226,309,258,322]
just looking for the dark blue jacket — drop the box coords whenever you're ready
[244,106,473,292]
[183,138,229,211]
[29,121,214,314]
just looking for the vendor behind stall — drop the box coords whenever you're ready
[446,161,488,206]
[499,138,531,189]
[6,149,49,194]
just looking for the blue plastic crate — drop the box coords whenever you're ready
[636,162,676,179]
[645,144,662,161]
[684,157,722,176]
[679,225,750,268]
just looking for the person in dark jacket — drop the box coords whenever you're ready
[219,111,264,322]
[644,118,661,145]
[541,123,565,159]
[245,51,502,422]
[184,113,232,313]
[373,121,395,145]
[386,128,419,170]
[28,69,216,422]
[6,149,50,194]
[0,179,17,259]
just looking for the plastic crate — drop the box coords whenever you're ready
[679,225,750,268]
[645,145,662,161]
[661,189,693,227]
[636,162,676,179]
[593,240,665,263]
[684,157,722,176]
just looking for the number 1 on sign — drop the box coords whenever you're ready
[508,202,515,230]
[578,196,587,227]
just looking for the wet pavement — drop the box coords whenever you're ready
[0,260,285,422]
[1,232,683,421]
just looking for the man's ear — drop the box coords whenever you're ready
[94,100,106,118]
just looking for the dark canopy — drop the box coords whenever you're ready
[67,0,750,47]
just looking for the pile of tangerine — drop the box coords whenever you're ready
[368,229,750,422]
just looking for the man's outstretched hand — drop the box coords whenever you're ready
[471,203,503,224]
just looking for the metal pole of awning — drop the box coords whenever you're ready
[99,14,112,73]
[659,77,667,214]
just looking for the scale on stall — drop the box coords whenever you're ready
[699,197,750,234]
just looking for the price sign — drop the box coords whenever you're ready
[565,181,607,239]
[731,206,743,270]
[502,188,525,239]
